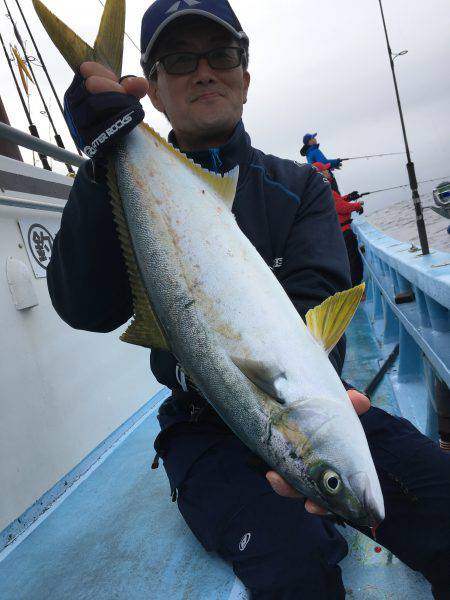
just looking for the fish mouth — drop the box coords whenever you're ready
[348,472,385,527]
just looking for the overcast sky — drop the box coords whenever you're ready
[1,0,449,215]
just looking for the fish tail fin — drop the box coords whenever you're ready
[33,0,124,76]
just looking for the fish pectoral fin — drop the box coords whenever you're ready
[305,283,365,354]
[231,356,286,404]
[33,0,124,75]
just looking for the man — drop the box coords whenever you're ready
[313,162,365,285]
[48,1,450,598]
[301,133,342,193]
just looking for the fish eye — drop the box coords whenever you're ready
[322,470,342,495]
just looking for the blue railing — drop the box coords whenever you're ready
[353,218,450,444]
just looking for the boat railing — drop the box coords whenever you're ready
[0,121,85,167]
[353,218,450,448]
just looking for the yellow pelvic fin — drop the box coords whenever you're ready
[106,160,170,350]
[305,283,365,354]
[33,0,124,75]
[139,123,239,209]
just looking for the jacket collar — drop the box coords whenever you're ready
[168,120,253,175]
[306,143,320,154]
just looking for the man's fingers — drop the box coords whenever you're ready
[266,471,303,498]
[305,499,328,515]
[80,61,117,81]
[266,472,330,515]
[347,389,371,415]
[83,71,149,98]
[85,76,125,94]
[121,76,149,99]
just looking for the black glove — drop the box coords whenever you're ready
[334,158,343,169]
[347,191,360,201]
[357,207,364,215]
[64,71,145,158]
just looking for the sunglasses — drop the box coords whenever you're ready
[149,46,246,77]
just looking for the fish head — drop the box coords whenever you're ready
[272,399,385,527]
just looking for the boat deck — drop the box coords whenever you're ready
[0,309,432,599]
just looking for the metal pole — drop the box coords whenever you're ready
[0,31,51,170]
[0,121,85,167]
[13,0,83,157]
[378,0,429,254]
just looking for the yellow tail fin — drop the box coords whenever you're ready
[33,0,124,76]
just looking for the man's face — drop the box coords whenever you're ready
[147,18,250,148]
[309,137,317,145]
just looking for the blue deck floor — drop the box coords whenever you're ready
[0,308,432,599]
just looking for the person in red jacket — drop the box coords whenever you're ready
[313,162,364,285]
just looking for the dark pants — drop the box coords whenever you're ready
[157,407,450,599]
[343,229,364,286]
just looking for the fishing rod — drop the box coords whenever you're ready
[0,30,51,169]
[358,176,450,198]
[341,151,405,161]
[4,0,75,173]
[378,0,429,254]
[12,0,81,158]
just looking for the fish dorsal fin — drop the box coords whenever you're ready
[140,123,239,209]
[93,0,125,76]
[106,160,170,350]
[33,0,94,71]
[206,166,239,210]
[33,0,124,75]
[306,283,365,354]
[231,356,286,404]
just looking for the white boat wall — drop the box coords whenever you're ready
[0,141,161,536]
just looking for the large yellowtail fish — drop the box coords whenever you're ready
[34,0,384,526]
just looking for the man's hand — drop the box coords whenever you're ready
[347,191,360,201]
[266,389,371,514]
[64,62,149,158]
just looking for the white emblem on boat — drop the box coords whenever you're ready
[239,532,251,551]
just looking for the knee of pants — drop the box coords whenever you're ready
[217,492,348,596]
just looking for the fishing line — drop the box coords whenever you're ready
[360,176,450,197]
[96,0,141,52]
[341,151,405,161]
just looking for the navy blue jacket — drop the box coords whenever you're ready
[47,120,351,431]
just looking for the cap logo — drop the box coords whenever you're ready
[166,0,201,14]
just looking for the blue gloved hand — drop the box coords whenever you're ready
[64,69,145,158]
